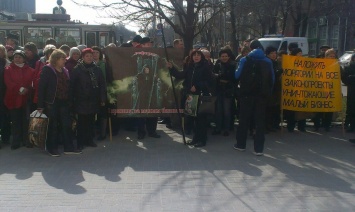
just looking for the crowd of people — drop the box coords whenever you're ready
[0,32,354,157]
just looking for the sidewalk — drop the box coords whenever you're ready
[0,125,354,211]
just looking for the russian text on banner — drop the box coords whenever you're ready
[281,55,342,112]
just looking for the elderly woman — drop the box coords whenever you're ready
[4,50,35,150]
[167,50,214,147]
[314,48,338,132]
[71,48,106,150]
[37,49,81,156]
[65,47,81,72]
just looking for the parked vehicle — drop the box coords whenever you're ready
[339,51,355,68]
[259,35,309,56]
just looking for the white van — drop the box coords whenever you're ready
[258,36,309,56]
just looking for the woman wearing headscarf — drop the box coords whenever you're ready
[65,47,81,72]
[4,50,35,149]
[70,48,106,150]
[166,50,214,147]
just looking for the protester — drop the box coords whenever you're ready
[313,48,337,132]
[212,49,237,136]
[167,50,214,147]
[284,48,306,132]
[70,48,106,150]
[0,45,12,148]
[37,49,81,156]
[5,45,14,61]
[24,42,40,69]
[65,47,81,72]
[342,53,355,132]
[233,40,274,156]
[317,45,331,58]
[4,50,35,150]
[5,33,23,51]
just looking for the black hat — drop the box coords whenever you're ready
[13,50,26,59]
[140,37,153,44]
[6,33,19,41]
[320,45,330,50]
[132,35,142,43]
[249,40,264,51]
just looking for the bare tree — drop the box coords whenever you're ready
[71,0,225,56]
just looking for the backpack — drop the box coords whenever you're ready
[239,56,263,97]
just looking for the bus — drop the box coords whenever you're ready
[0,14,116,49]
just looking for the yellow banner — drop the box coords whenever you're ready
[281,55,342,112]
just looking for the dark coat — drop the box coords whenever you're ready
[65,57,78,72]
[70,61,107,114]
[342,62,355,114]
[27,54,40,69]
[213,60,237,97]
[37,65,70,109]
[170,59,214,95]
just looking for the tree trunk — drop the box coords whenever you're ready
[229,0,239,54]
[183,0,195,56]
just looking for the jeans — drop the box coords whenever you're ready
[215,95,232,132]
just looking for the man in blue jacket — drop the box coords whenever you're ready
[234,40,275,156]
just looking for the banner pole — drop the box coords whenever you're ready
[158,16,187,145]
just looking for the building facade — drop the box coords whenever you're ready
[0,0,35,14]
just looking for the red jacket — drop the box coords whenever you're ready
[4,63,35,109]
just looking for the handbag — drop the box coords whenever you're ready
[28,110,49,149]
[184,94,199,117]
[198,94,216,115]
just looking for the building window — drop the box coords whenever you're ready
[319,26,327,46]
[309,42,317,56]
[331,25,339,50]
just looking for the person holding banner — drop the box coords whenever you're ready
[284,48,307,132]
[313,49,337,132]
[166,50,214,147]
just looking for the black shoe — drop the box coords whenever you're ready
[48,150,60,157]
[314,127,319,132]
[138,134,145,139]
[148,133,161,138]
[97,135,106,141]
[166,123,173,129]
[233,144,246,151]
[298,128,306,132]
[11,145,21,150]
[87,142,97,147]
[64,149,82,154]
[349,139,355,144]
[194,142,206,147]
[185,130,192,135]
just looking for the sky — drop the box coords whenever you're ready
[36,0,138,32]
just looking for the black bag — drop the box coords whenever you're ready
[198,95,216,115]
[239,56,263,97]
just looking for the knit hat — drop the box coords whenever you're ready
[77,44,87,52]
[69,47,81,57]
[24,42,38,54]
[132,35,142,43]
[250,40,264,51]
[140,37,153,44]
[81,48,94,57]
[13,50,26,59]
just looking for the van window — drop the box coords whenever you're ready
[280,41,287,52]
[259,40,281,50]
